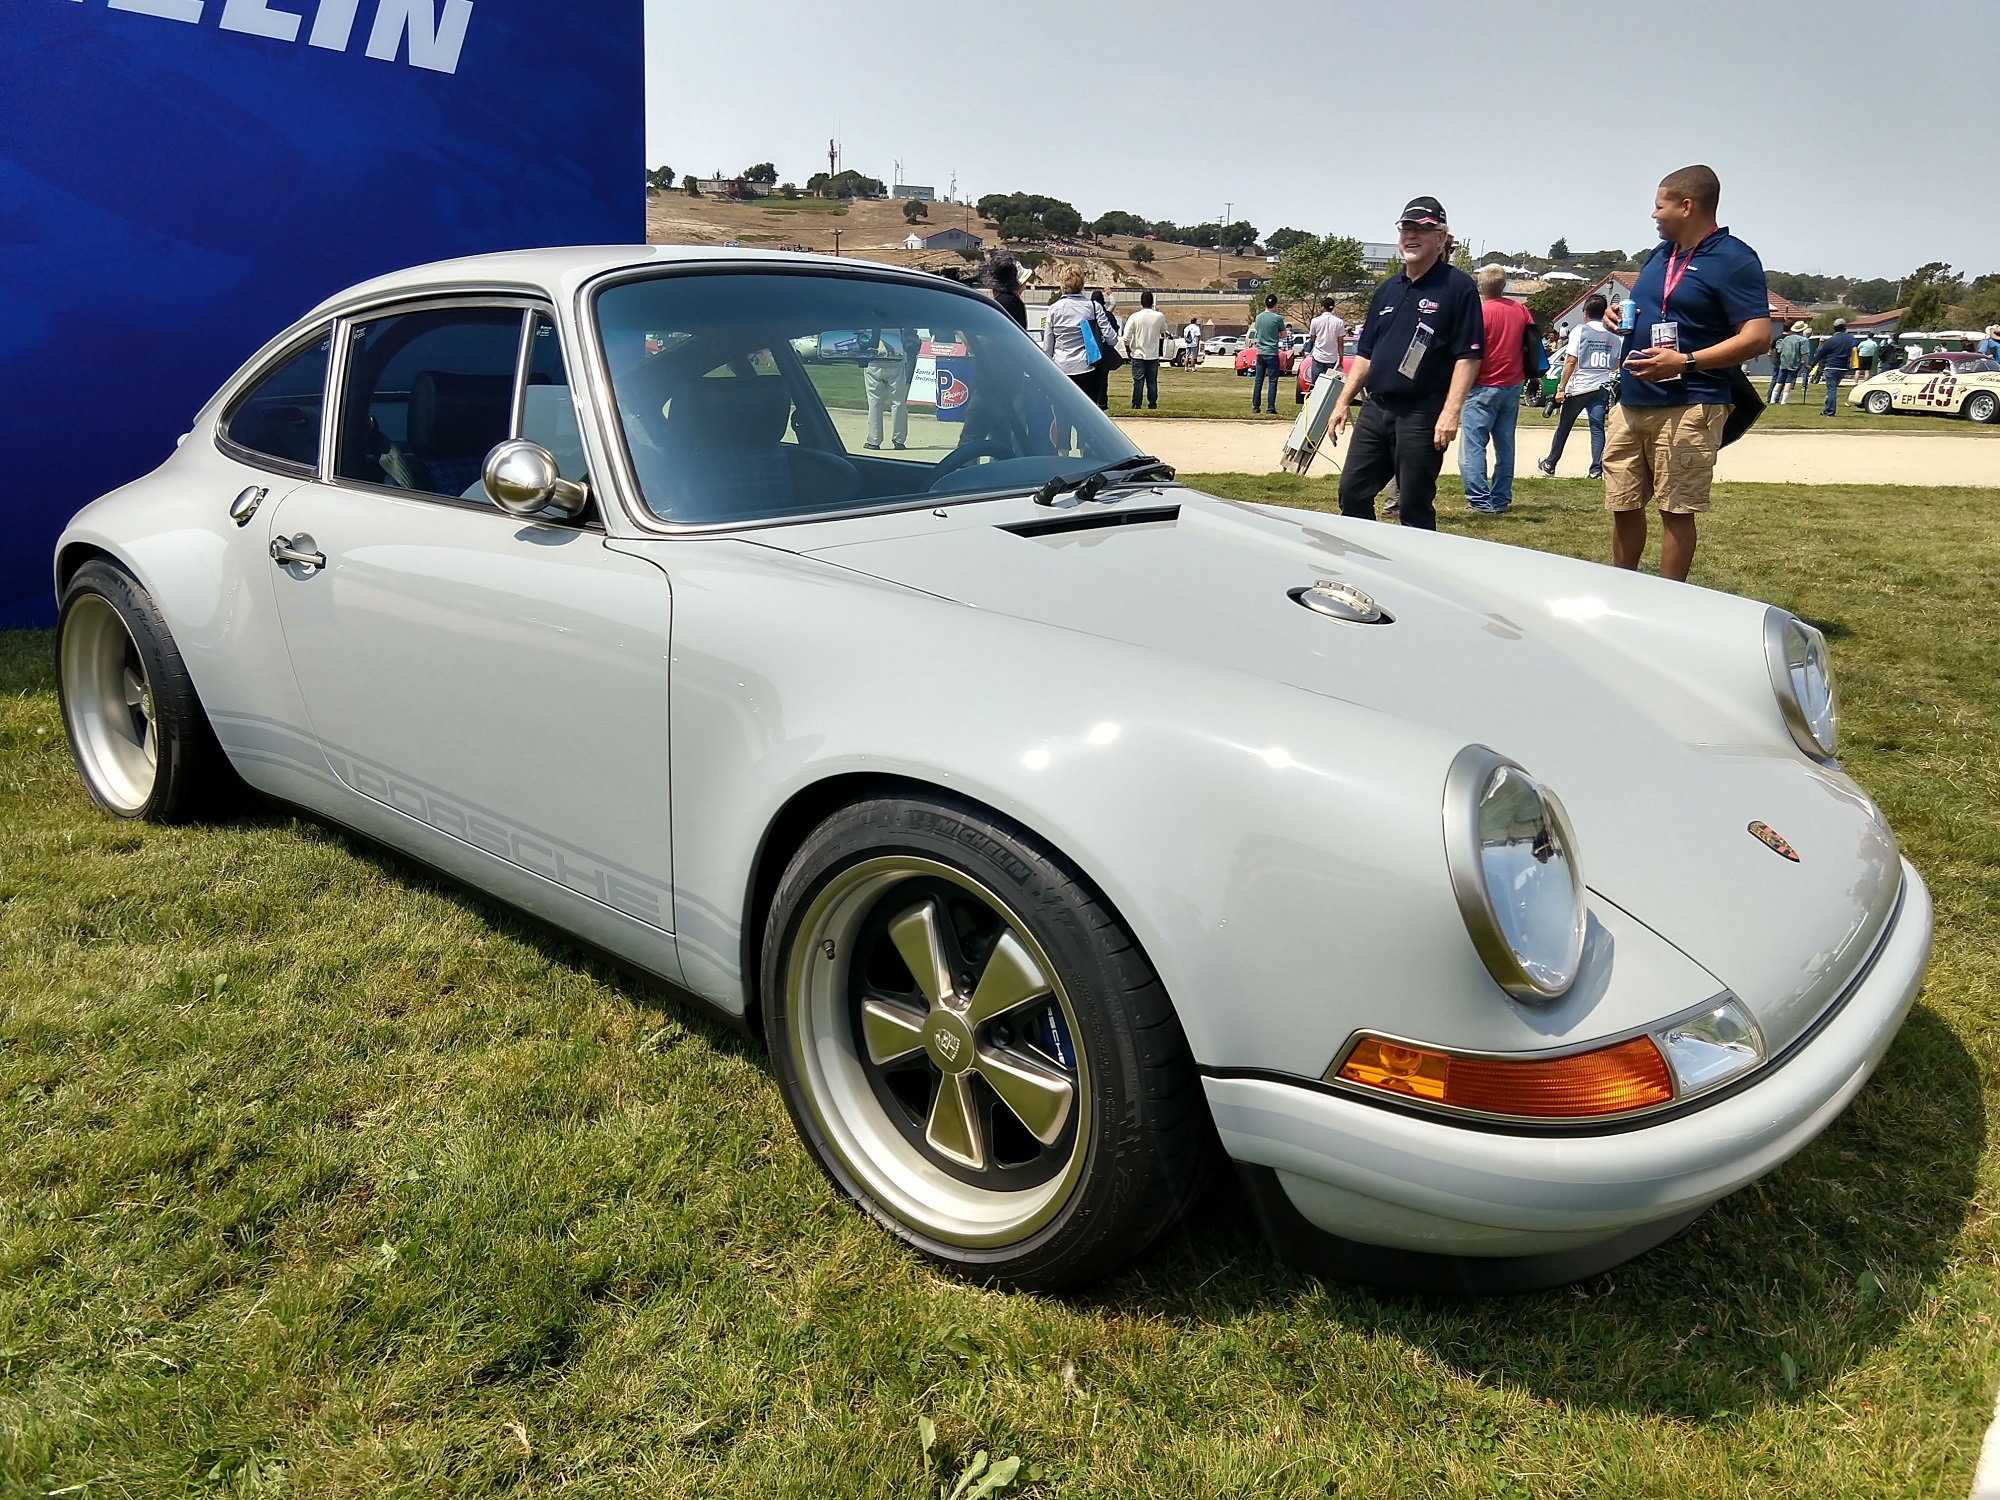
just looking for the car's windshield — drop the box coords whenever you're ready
[594,270,1143,526]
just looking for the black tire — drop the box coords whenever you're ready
[1965,390,1999,425]
[1863,390,1893,415]
[762,793,1213,1290]
[57,558,239,822]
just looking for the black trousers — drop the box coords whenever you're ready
[1070,366,1109,410]
[1338,398,1445,530]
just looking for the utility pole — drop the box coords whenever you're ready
[1219,201,1232,280]
[828,138,837,182]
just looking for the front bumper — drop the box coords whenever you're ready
[1205,858,1932,1258]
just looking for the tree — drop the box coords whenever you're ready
[1265,227,1310,254]
[645,165,676,193]
[807,169,886,199]
[1526,280,1582,327]
[741,162,778,188]
[684,177,701,197]
[978,192,1083,241]
[1450,238,1474,272]
[1959,273,2000,332]
[1129,243,1154,265]
[1090,210,1149,238]
[1268,235,1368,321]
[1901,262,1962,330]
[1548,238,1571,261]
[1220,220,1260,252]
[1847,277,1898,315]
[903,199,928,223]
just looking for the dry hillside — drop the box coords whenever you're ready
[645,191,1271,294]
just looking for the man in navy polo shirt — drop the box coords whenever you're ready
[1325,195,1484,530]
[1604,164,1770,581]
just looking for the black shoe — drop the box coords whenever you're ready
[1535,458,1555,477]
[1586,466,1603,480]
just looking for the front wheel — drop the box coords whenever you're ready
[1965,390,1999,424]
[762,794,1212,1290]
[1863,390,1893,415]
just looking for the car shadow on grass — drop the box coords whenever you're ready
[1093,1002,1981,1421]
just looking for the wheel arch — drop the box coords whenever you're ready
[738,770,1140,1042]
[54,541,133,600]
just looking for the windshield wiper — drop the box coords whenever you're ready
[1033,455,1176,507]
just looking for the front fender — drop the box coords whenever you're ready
[654,539,1718,1076]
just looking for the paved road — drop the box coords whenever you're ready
[1117,419,2000,486]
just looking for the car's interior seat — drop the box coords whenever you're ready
[407,370,512,497]
[651,373,860,519]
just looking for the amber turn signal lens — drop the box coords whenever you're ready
[1337,1034,1674,1119]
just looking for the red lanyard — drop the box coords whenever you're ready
[1660,243,1699,309]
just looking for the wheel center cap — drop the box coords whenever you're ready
[923,1012,974,1075]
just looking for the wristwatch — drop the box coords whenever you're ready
[1684,352,1698,375]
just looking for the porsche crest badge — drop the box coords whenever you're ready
[1748,821,1800,862]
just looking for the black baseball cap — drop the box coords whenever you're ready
[1398,196,1447,228]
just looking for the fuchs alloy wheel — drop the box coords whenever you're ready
[1863,390,1893,415]
[57,559,237,821]
[762,794,1212,1290]
[1966,390,1999,424]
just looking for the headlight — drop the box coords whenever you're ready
[1443,746,1586,1003]
[1764,608,1838,758]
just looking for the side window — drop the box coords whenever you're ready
[335,308,524,499]
[521,314,587,482]
[794,328,970,463]
[223,331,330,470]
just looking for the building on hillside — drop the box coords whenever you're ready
[691,175,754,199]
[894,183,936,201]
[902,228,982,252]
[1847,307,1907,338]
[1359,241,1397,271]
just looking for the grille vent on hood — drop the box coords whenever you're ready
[1001,504,1180,539]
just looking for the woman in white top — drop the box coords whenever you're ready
[1042,265,1121,409]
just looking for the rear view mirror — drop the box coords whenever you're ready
[482,440,589,519]
[812,330,903,363]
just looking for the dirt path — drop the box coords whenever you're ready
[1119,419,2000,486]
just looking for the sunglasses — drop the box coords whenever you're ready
[1397,220,1445,232]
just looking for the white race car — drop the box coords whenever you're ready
[53,248,1931,1294]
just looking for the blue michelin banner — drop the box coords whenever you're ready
[0,1,644,626]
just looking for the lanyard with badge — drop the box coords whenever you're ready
[1650,245,1695,378]
[1397,321,1435,380]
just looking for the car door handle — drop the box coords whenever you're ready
[270,534,326,572]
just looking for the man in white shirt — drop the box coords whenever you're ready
[1182,318,1203,368]
[1535,294,1620,478]
[1123,291,1172,410]
[1305,296,1347,390]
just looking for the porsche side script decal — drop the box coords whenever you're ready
[1748,821,1800,862]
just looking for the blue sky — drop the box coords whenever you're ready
[645,0,1999,282]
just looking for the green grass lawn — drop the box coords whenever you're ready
[1120,365,2000,435]
[3,479,1998,1497]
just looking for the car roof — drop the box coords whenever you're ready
[299,244,931,321]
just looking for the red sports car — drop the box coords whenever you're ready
[1235,344,1297,376]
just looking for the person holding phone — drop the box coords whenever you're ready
[1601,165,1770,582]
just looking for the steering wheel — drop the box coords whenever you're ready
[926,440,1014,486]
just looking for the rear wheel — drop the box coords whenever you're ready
[1964,390,1999,424]
[57,559,237,821]
[1863,389,1893,415]
[763,793,1211,1290]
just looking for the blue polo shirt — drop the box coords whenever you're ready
[1619,227,1768,407]
[1355,258,1483,403]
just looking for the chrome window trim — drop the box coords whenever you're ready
[311,294,597,529]
[569,259,1148,538]
[211,321,336,480]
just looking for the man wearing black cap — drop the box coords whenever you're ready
[1324,195,1484,530]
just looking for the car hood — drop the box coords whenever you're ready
[779,489,1901,1051]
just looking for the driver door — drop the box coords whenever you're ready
[265,300,680,972]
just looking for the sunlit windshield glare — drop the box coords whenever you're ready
[593,271,1141,526]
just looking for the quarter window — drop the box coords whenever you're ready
[522,314,587,483]
[335,308,524,500]
[223,331,330,470]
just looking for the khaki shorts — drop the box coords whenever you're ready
[1601,402,1731,514]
